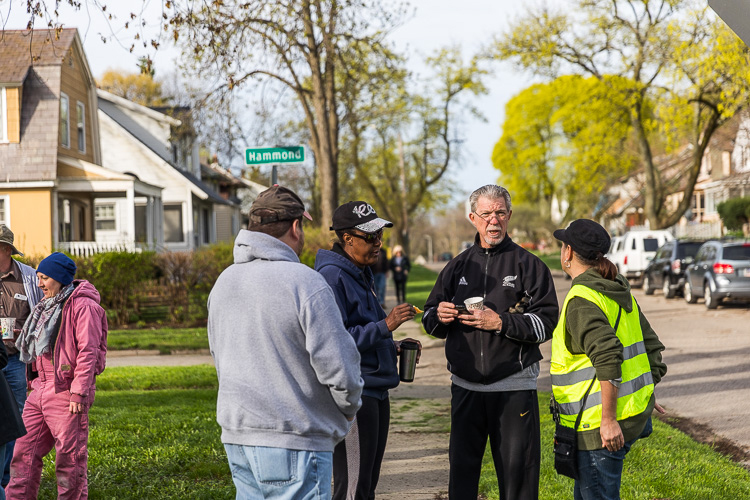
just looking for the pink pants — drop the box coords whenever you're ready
[5,356,94,500]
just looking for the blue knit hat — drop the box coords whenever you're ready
[37,252,77,286]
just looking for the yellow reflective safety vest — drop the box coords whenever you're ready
[551,284,654,432]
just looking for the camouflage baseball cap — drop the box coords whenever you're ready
[249,185,313,225]
[0,225,23,257]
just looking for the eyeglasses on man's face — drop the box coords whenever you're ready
[348,230,384,244]
[473,210,509,223]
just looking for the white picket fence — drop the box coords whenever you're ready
[57,241,142,257]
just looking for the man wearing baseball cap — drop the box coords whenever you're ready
[315,201,421,500]
[0,225,43,488]
[207,186,363,499]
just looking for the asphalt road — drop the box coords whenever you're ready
[540,271,750,466]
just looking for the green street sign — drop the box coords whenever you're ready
[245,146,304,165]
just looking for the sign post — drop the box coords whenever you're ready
[245,146,305,185]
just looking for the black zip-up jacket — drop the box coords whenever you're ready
[422,235,559,384]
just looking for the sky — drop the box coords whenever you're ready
[0,0,535,198]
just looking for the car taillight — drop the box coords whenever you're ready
[713,262,735,274]
[624,255,628,265]
[672,260,681,272]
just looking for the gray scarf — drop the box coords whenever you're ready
[16,283,75,363]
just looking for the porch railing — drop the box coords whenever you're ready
[57,241,142,257]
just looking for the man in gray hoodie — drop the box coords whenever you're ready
[208,186,363,499]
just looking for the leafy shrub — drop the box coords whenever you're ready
[73,251,158,326]
[717,197,750,231]
[299,226,335,268]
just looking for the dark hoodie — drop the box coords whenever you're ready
[315,244,398,399]
[565,268,667,449]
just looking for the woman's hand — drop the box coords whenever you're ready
[69,401,84,414]
[600,417,624,451]
[385,303,416,332]
[395,337,423,364]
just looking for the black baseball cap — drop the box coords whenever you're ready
[249,185,313,225]
[330,201,393,234]
[553,219,611,260]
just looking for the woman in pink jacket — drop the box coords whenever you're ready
[6,253,107,500]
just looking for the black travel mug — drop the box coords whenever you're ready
[399,340,419,383]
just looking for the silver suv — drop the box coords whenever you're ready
[683,241,750,309]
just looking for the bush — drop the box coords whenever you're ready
[74,251,158,326]
[716,196,750,231]
[299,226,336,268]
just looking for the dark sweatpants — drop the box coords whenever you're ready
[449,385,540,500]
[333,395,390,500]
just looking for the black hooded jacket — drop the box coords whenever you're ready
[422,235,559,384]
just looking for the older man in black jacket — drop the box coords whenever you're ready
[422,185,559,500]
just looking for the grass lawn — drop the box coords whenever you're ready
[477,392,750,499]
[35,365,232,499]
[32,365,750,498]
[107,327,209,353]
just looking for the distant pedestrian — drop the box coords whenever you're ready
[207,186,363,499]
[389,245,410,304]
[315,200,421,500]
[8,252,108,499]
[372,247,389,308]
[0,225,43,489]
[551,219,667,499]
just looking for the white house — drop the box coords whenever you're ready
[97,89,237,251]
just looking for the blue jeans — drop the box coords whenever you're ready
[373,273,386,306]
[224,444,332,500]
[574,418,653,500]
[2,353,27,487]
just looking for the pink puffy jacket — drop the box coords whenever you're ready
[50,279,108,403]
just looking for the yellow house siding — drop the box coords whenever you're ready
[58,46,94,164]
[0,189,53,256]
[5,86,21,143]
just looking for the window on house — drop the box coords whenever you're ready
[0,87,6,142]
[202,208,210,244]
[60,93,70,148]
[0,196,8,225]
[95,204,116,231]
[164,204,184,243]
[77,101,86,152]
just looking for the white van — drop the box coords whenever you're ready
[609,230,674,285]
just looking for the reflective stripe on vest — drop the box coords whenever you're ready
[551,284,654,431]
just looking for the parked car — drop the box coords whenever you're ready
[643,240,707,298]
[683,241,750,309]
[609,230,674,286]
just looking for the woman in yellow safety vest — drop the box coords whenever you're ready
[552,219,667,500]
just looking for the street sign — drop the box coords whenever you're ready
[245,146,304,165]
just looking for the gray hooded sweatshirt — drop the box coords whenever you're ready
[208,230,363,452]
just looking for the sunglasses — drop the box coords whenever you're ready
[348,230,384,244]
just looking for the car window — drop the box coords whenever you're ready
[631,238,637,250]
[677,242,704,259]
[643,238,659,252]
[694,248,706,262]
[707,246,717,262]
[723,245,750,261]
[616,240,624,252]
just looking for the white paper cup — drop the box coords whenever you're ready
[464,297,484,310]
[0,317,16,340]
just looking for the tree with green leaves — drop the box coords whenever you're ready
[166,0,406,227]
[492,75,636,220]
[494,0,750,229]
[339,46,488,252]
